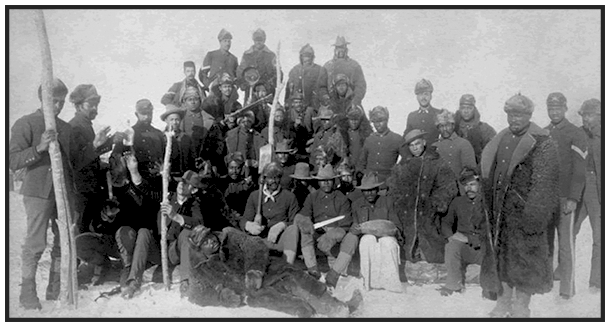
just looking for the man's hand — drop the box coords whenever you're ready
[349,223,362,236]
[245,221,265,236]
[124,154,139,173]
[316,233,337,253]
[436,203,448,214]
[266,222,286,243]
[93,126,112,148]
[112,131,126,144]
[294,214,314,235]
[36,129,57,153]
[562,198,578,215]
[254,213,263,225]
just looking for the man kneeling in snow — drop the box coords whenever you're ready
[437,167,486,296]
[185,226,362,317]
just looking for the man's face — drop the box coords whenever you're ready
[340,173,353,186]
[459,104,475,121]
[201,234,220,257]
[408,138,426,157]
[363,188,379,203]
[301,54,313,66]
[348,118,360,130]
[255,85,267,100]
[220,38,231,52]
[184,67,196,81]
[372,118,388,134]
[315,155,327,168]
[276,152,289,165]
[274,110,285,123]
[184,96,201,112]
[254,39,265,50]
[547,105,567,125]
[51,95,66,116]
[135,109,153,125]
[240,115,254,130]
[78,100,100,120]
[506,111,531,134]
[166,113,182,131]
[336,82,348,97]
[463,179,480,200]
[438,122,455,139]
[417,92,432,108]
[220,84,233,98]
[319,179,334,193]
[335,47,347,59]
[291,99,304,113]
[226,115,237,129]
[176,181,193,198]
[265,175,280,192]
[228,161,241,180]
[582,112,601,133]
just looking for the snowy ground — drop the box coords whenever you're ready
[7,191,602,319]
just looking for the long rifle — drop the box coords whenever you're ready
[160,131,173,290]
[33,10,78,308]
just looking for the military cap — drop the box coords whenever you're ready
[313,164,340,180]
[546,92,567,108]
[403,129,428,145]
[290,162,312,180]
[334,73,350,85]
[37,78,68,101]
[356,172,385,190]
[69,84,101,105]
[252,28,266,41]
[173,170,206,188]
[459,94,476,107]
[299,44,315,56]
[135,99,153,113]
[414,79,433,95]
[315,107,334,120]
[183,86,201,99]
[275,139,296,154]
[262,161,283,178]
[434,109,455,126]
[578,98,601,116]
[160,104,185,121]
[219,72,235,86]
[224,151,245,166]
[218,28,232,41]
[183,61,196,69]
[332,36,350,48]
[347,105,364,119]
[369,106,389,121]
[290,90,304,101]
[458,166,480,185]
[239,110,256,122]
[504,93,534,114]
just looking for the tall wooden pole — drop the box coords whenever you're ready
[160,132,173,290]
[33,10,78,308]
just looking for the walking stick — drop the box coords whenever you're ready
[33,9,78,308]
[160,130,173,290]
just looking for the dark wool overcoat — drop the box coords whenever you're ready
[479,123,559,297]
[387,147,458,264]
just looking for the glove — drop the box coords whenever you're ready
[325,227,346,242]
[267,222,286,243]
[294,214,314,235]
[436,203,448,214]
[245,221,265,236]
[317,233,337,253]
[349,224,362,236]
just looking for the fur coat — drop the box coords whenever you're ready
[387,147,458,264]
[479,123,559,297]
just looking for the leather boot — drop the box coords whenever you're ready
[20,278,42,310]
[331,252,352,276]
[489,282,513,318]
[45,270,61,301]
[512,289,532,318]
[325,269,341,288]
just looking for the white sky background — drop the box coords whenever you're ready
[8,9,601,135]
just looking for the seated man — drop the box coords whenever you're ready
[350,172,403,293]
[437,167,486,296]
[241,162,300,264]
[226,110,268,182]
[219,152,255,222]
[186,226,361,317]
[294,164,357,288]
[274,139,297,189]
[336,162,362,203]
[289,162,316,209]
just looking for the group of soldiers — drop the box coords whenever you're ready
[9,27,601,318]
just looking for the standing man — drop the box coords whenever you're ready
[432,109,476,178]
[161,61,206,107]
[454,94,496,164]
[237,28,279,102]
[357,106,403,183]
[544,92,587,299]
[345,105,372,168]
[328,74,355,116]
[403,79,442,146]
[225,110,268,181]
[161,104,195,177]
[69,84,115,234]
[10,79,74,309]
[199,28,239,96]
[202,73,242,123]
[573,98,601,292]
[480,94,559,318]
[285,44,329,112]
[323,36,366,107]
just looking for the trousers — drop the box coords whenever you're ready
[359,234,402,292]
[444,237,482,291]
[21,195,61,280]
[574,171,601,288]
[75,226,138,267]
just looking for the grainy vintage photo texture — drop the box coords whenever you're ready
[8,8,601,318]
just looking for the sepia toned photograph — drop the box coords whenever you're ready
[7,7,602,319]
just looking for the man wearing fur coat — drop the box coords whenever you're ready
[479,94,559,318]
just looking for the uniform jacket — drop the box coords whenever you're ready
[70,112,113,194]
[441,195,487,245]
[201,89,243,122]
[582,126,601,202]
[225,126,268,162]
[350,195,402,241]
[285,63,329,110]
[387,147,458,264]
[404,107,442,147]
[299,189,352,231]
[328,84,354,116]
[237,45,279,99]
[455,107,496,163]
[347,116,373,166]
[199,49,239,89]
[220,175,256,216]
[357,129,403,182]
[432,132,477,177]
[479,123,559,296]
[544,118,587,201]
[165,131,195,177]
[261,118,298,145]
[113,121,165,178]
[160,79,206,107]
[323,55,366,106]
[9,109,75,199]
[241,188,300,238]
